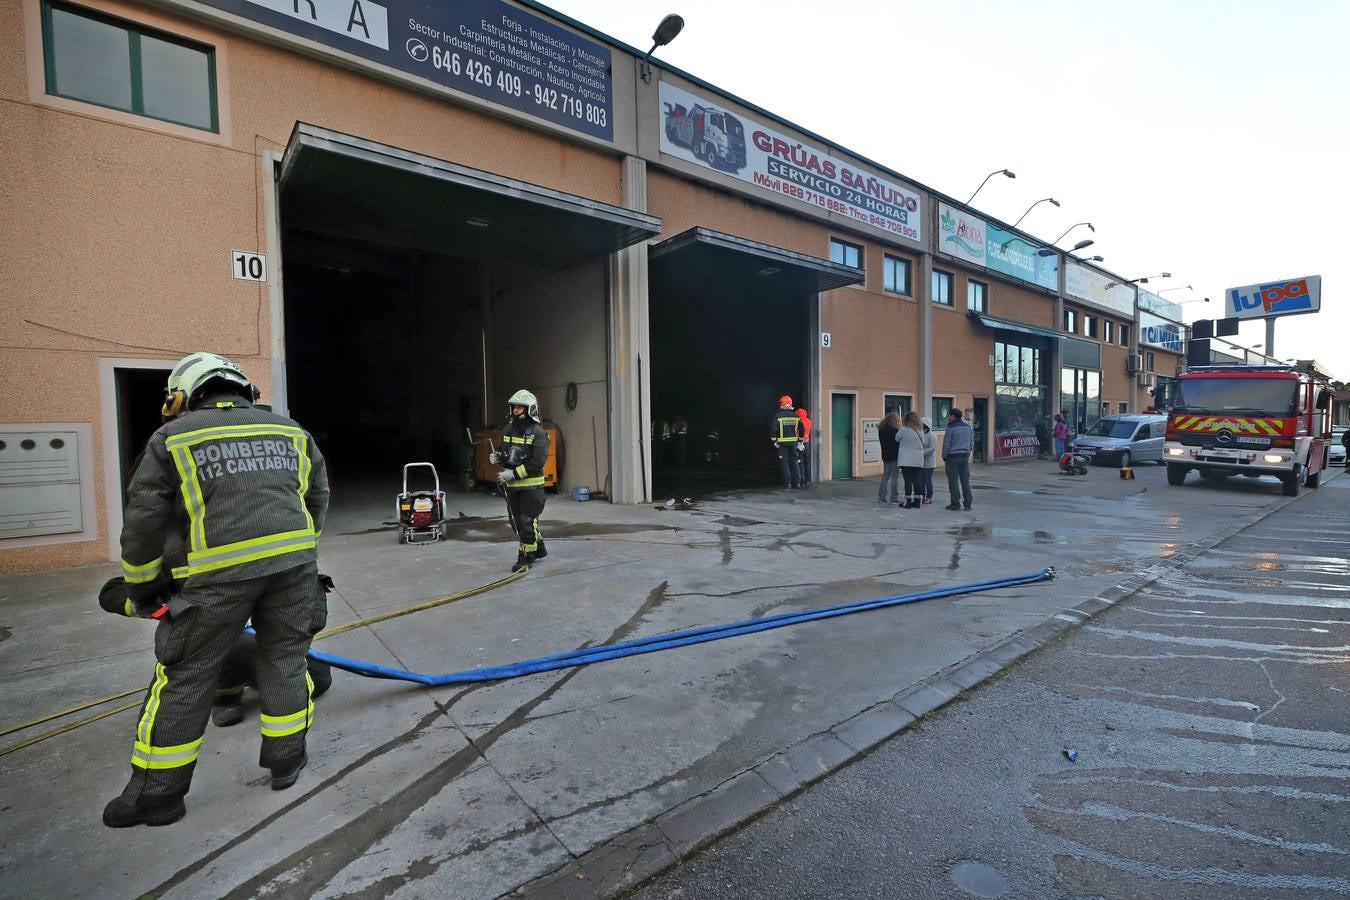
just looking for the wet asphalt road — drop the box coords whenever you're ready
[635,471,1350,900]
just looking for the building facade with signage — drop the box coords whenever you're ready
[2,0,1167,572]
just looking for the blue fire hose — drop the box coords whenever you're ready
[305,568,1055,686]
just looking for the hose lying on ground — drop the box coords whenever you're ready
[0,569,528,758]
[310,568,1057,685]
[3,568,1054,756]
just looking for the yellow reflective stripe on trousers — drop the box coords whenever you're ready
[179,529,318,577]
[508,477,545,488]
[137,663,168,745]
[260,673,314,738]
[122,556,163,584]
[131,736,202,770]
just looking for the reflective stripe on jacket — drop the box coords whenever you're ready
[502,418,549,489]
[771,409,801,444]
[120,398,329,585]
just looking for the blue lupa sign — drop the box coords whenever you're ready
[200,0,614,141]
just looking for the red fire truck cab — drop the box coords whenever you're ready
[1164,363,1335,496]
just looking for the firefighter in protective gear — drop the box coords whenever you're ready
[104,352,329,828]
[771,395,803,488]
[493,389,550,573]
[795,407,813,487]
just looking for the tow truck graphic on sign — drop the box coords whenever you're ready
[663,101,747,173]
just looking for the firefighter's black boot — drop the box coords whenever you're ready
[271,751,307,791]
[512,552,534,573]
[212,702,244,727]
[103,796,186,828]
[534,541,547,560]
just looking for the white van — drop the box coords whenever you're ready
[1070,413,1169,467]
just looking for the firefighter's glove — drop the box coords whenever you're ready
[318,573,336,594]
[497,469,517,485]
[99,576,169,619]
[488,450,502,465]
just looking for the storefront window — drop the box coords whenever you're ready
[1061,367,1104,435]
[993,338,1047,459]
[884,394,911,416]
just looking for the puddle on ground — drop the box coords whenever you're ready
[950,525,1062,544]
[715,515,764,528]
[437,520,678,542]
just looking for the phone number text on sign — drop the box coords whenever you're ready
[413,27,609,132]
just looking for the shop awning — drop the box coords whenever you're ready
[278,123,661,268]
[968,312,1061,342]
[649,227,864,295]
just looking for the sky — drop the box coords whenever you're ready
[552,0,1349,379]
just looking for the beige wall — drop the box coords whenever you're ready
[491,261,610,495]
[0,0,622,571]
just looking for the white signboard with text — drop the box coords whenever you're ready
[1065,263,1134,317]
[659,81,923,244]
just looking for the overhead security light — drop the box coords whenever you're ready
[640,14,685,83]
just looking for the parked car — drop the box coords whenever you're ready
[1331,426,1347,466]
[1070,413,1169,467]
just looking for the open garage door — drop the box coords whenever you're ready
[648,227,862,496]
[276,123,659,533]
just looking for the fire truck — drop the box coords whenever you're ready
[1164,363,1334,496]
[663,102,747,173]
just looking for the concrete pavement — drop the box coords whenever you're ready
[634,468,1350,899]
[0,460,1323,897]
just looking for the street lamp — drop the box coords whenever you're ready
[965,168,1015,205]
[1176,297,1210,305]
[1157,285,1192,296]
[1052,222,1095,244]
[1128,272,1171,284]
[1038,238,1094,257]
[1012,197,1060,228]
[639,14,685,83]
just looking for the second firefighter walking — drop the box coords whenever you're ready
[493,389,550,573]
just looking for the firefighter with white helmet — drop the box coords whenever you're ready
[492,389,550,572]
[103,351,329,827]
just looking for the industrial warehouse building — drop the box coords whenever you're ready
[0,0,1185,572]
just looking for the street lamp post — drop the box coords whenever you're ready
[1052,222,1095,245]
[965,169,1015,205]
[639,14,685,83]
[1012,197,1060,228]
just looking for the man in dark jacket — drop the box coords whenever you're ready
[770,395,803,488]
[943,408,975,511]
[1035,410,1053,459]
[494,389,550,573]
[106,352,329,828]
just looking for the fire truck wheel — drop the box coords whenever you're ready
[1166,464,1188,486]
[1305,468,1321,489]
[1283,470,1302,497]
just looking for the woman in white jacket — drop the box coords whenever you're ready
[895,411,929,509]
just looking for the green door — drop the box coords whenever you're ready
[831,393,854,480]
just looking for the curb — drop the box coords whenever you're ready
[510,477,1332,899]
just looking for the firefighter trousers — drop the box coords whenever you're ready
[507,487,545,554]
[120,561,325,805]
[776,444,802,487]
